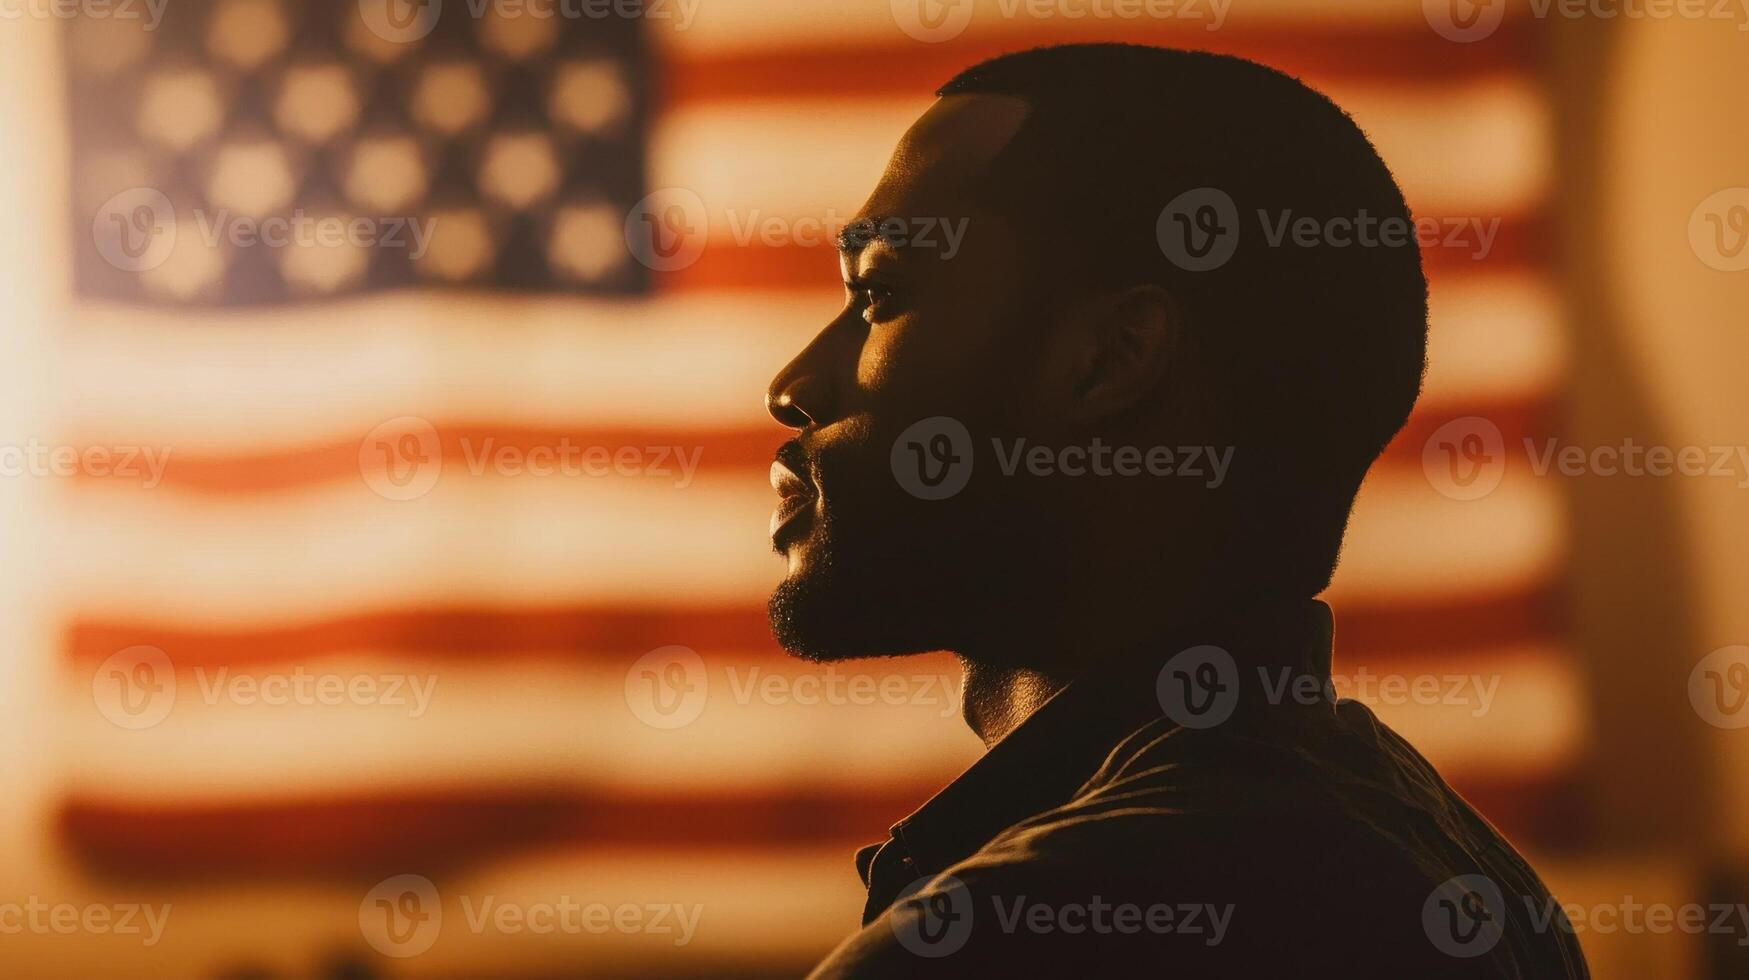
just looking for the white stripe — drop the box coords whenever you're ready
[0,846,859,977]
[56,471,778,625]
[652,79,1548,221]
[1344,645,1584,778]
[1423,272,1563,409]
[64,654,979,803]
[59,292,820,448]
[1329,465,1563,605]
[60,274,1557,452]
[1,849,1669,979]
[56,464,1559,626]
[64,645,1575,803]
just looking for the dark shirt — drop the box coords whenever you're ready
[808,599,1590,978]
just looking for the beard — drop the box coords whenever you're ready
[767,427,1043,663]
[769,507,959,662]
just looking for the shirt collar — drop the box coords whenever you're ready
[873,597,1335,882]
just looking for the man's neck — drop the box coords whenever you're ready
[949,596,1210,746]
[949,579,1251,746]
[957,659,1074,747]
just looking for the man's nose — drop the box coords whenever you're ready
[765,368,821,429]
[765,335,836,430]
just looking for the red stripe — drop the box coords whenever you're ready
[1331,584,1563,663]
[56,786,926,882]
[62,587,1559,669]
[658,22,1541,109]
[70,396,1551,496]
[655,214,1548,294]
[1386,393,1554,466]
[110,425,784,495]
[57,766,1585,882]
[65,603,775,668]
[1456,767,1592,852]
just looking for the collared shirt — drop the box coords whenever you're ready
[809,599,1590,978]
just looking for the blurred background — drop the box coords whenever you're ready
[0,0,1746,976]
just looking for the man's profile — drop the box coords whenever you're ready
[764,44,1588,978]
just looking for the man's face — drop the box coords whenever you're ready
[765,94,1053,661]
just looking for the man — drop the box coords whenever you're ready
[764,44,1587,978]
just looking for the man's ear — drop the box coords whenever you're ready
[1044,284,1183,422]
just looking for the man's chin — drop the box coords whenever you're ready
[767,571,940,663]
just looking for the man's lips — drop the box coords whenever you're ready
[769,457,817,542]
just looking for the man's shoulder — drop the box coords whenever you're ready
[1009,700,1397,839]
[961,744,1440,909]
[977,700,1546,891]
[813,704,1588,979]
[924,703,1587,979]
[821,801,1486,979]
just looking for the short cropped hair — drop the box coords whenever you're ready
[939,44,1429,594]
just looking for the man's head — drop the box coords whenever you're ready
[766,44,1427,664]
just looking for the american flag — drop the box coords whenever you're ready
[23,0,1591,975]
